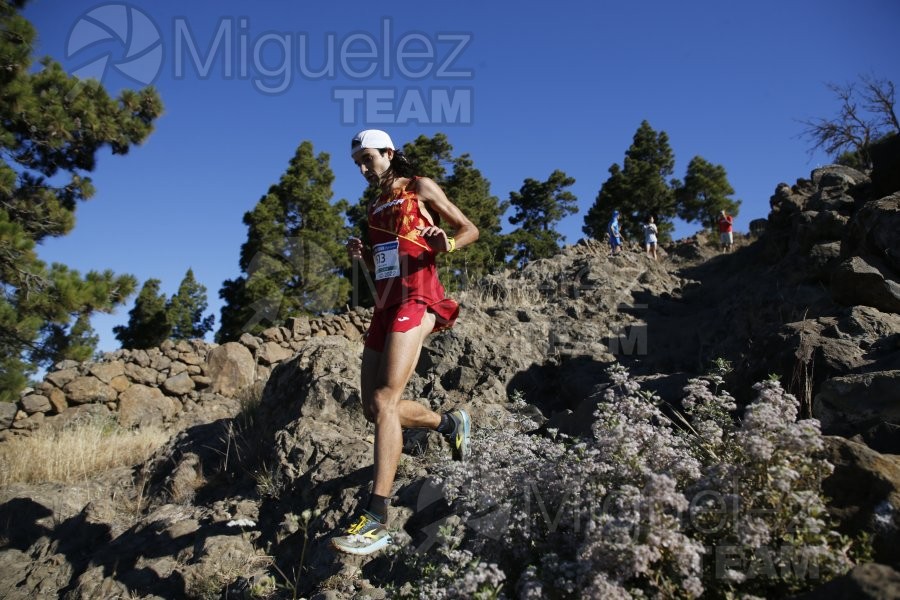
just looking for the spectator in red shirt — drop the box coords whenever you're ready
[717,210,734,252]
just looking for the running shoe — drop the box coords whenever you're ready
[448,409,471,462]
[331,512,391,555]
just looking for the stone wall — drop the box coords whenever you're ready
[0,309,371,440]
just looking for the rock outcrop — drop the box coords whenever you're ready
[1,162,899,599]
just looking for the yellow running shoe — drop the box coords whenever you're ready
[449,409,471,462]
[331,512,391,555]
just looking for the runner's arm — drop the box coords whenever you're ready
[413,177,479,252]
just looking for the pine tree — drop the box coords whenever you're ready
[217,141,350,341]
[65,314,100,361]
[0,1,162,400]
[507,170,578,267]
[42,313,99,363]
[583,121,676,242]
[113,279,170,349]
[400,133,453,181]
[676,156,741,230]
[167,268,214,340]
[583,163,627,241]
[442,153,508,286]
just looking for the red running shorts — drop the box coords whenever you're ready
[364,298,459,352]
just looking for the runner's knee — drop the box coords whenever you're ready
[369,387,400,420]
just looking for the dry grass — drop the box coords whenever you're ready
[0,417,169,486]
[236,380,267,431]
[186,552,274,600]
[461,275,548,310]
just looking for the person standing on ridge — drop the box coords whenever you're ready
[643,215,658,260]
[608,210,624,257]
[332,129,479,556]
[717,209,734,252]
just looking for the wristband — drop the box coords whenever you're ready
[447,236,457,253]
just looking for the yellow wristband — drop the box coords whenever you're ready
[447,237,457,253]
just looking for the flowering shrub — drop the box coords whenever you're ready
[395,364,857,598]
[681,372,852,597]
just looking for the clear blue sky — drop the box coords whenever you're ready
[22,0,900,353]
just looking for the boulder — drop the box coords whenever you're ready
[47,388,67,413]
[769,182,808,227]
[162,372,195,396]
[57,403,111,428]
[845,193,900,273]
[125,363,161,385]
[179,352,203,366]
[261,326,284,342]
[814,371,900,435]
[831,256,900,314]
[257,341,293,366]
[63,377,118,405]
[206,342,255,397]
[12,411,44,430]
[255,337,368,482]
[45,367,79,388]
[238,332,260,350]
[795,563,900,600]
[807,241,842,279]
[53,359,80,371]
[130,348,151,367]
[20,394,51,414]
[288,315,312,338]
[842,305,900,338]
[822,436,900,568]
[340,319,363,342]
[0,401,16,429]
[149,352,172,372]
[807,187,856,213]
[749,218,768,236]
[109,375,131,393]
[168,361,188,376]
[118,385,179,428]
[810,164,870,189]
[771,318,868,389]
[88,361,125,384]
[797,211,848,250]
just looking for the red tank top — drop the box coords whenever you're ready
[367,178,446,310]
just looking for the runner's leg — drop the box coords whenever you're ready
[361,312,440,497]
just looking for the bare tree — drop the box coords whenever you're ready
[861,75,900,132]
[799,75,899,169]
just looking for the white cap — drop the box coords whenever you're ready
[351,129,394,156]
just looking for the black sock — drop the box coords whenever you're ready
[366,493,390,524]
[436,412,454,436]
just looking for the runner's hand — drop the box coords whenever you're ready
[415,225,450,252]
[347,237,365,260]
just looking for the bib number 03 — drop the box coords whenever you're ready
[373,240,400,281]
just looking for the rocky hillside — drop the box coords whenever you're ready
[1,163,899,599]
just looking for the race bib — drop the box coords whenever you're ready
[373,240,400,281]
